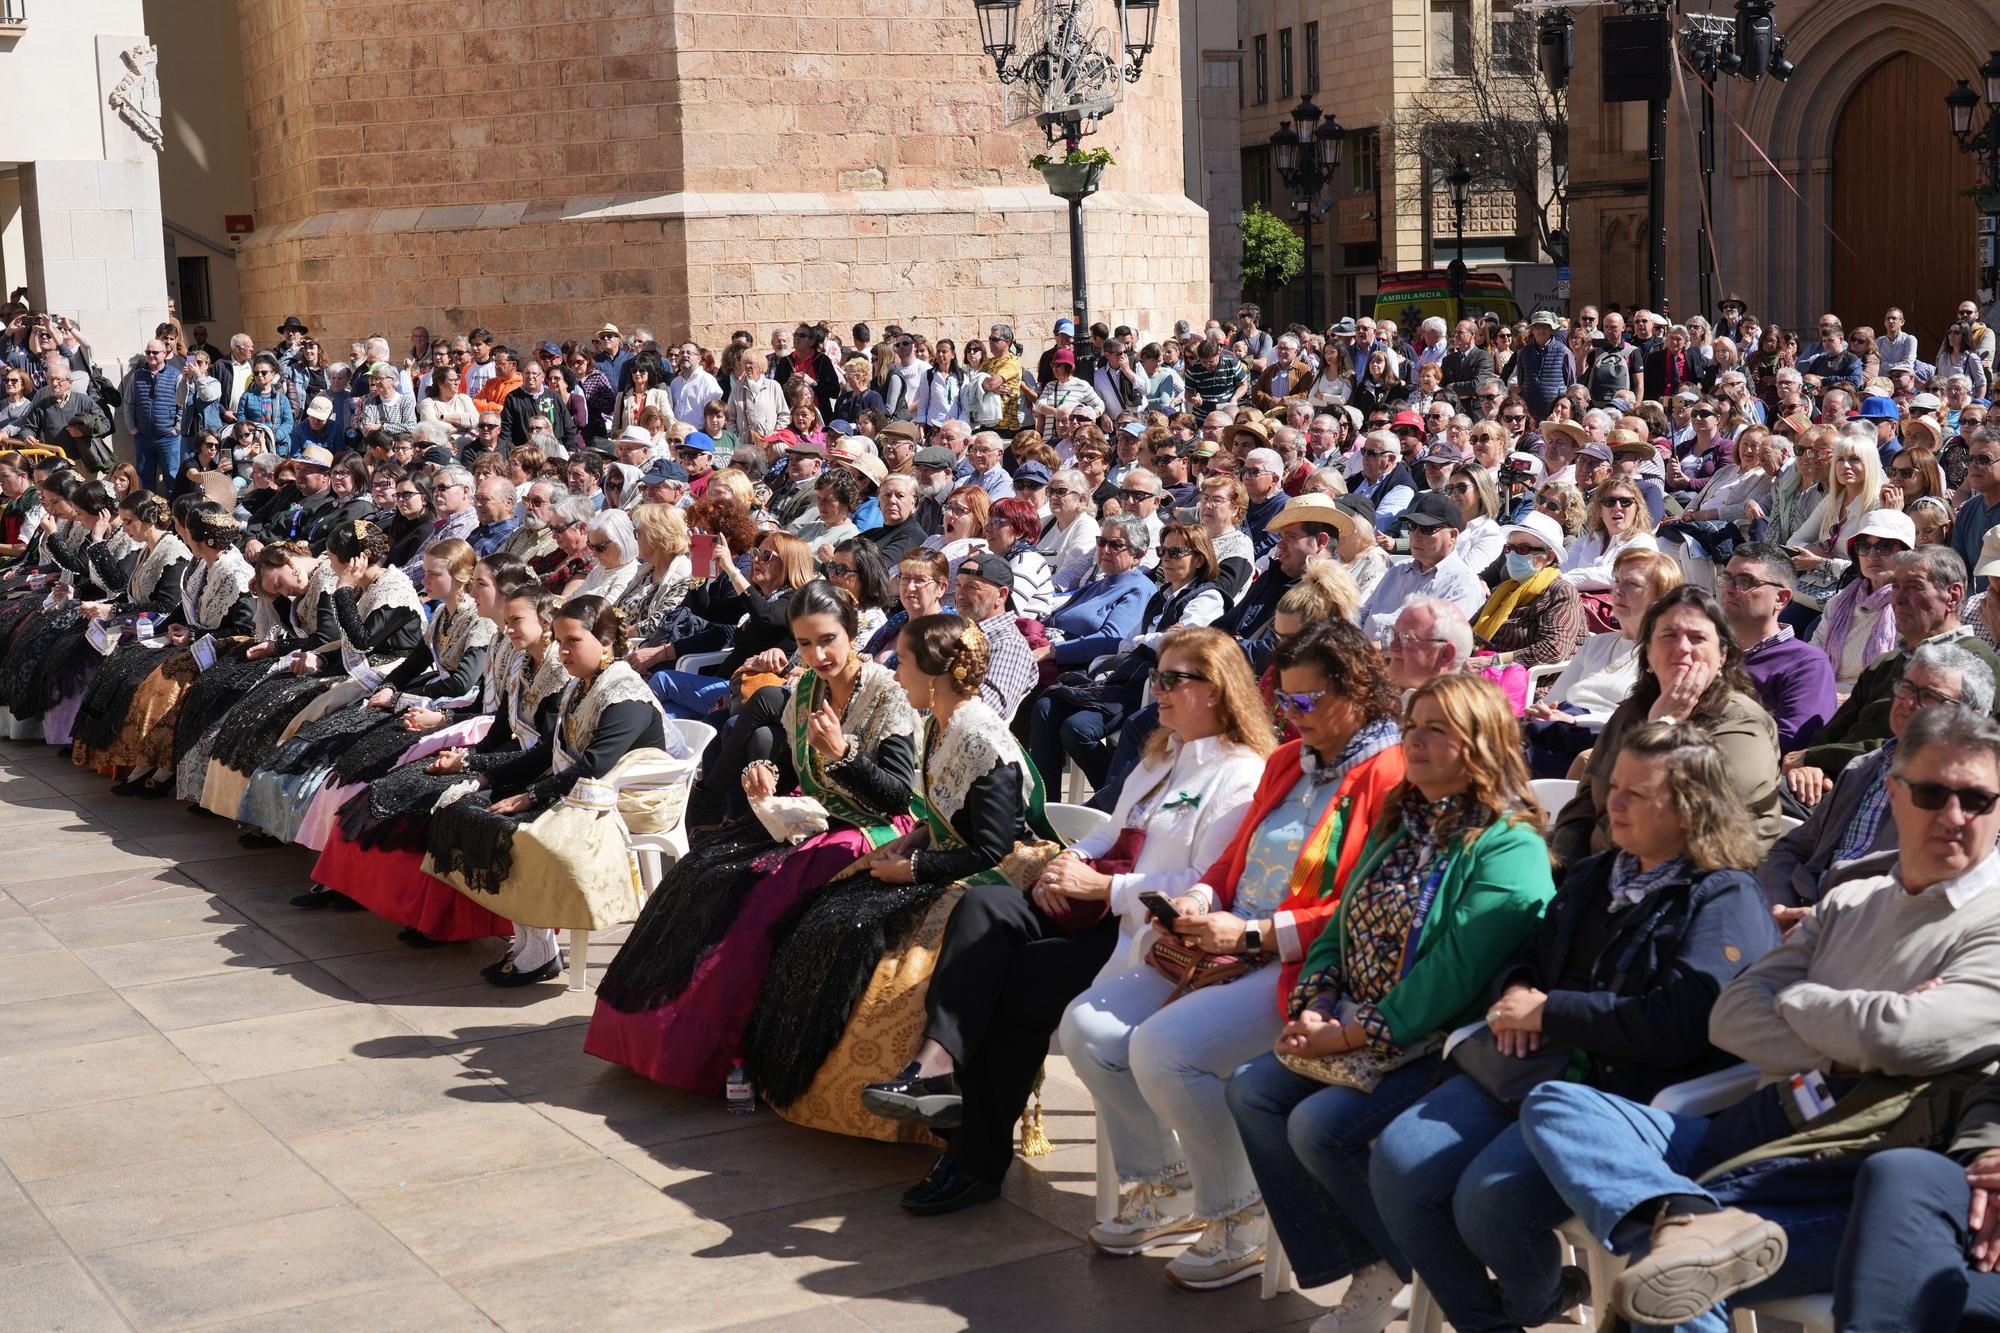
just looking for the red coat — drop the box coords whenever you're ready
[1203,738,1406,1006]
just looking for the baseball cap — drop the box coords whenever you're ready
[1390,409,1425,434]
[641,458,689,487]
[1577,442,1614,464]
[879,420,923,445]
[828,419,857,436]
[1857,395,1901,421]
[305,395,334,422]
[914,445,957,470]
[1054,318,1076,337]
[1400,491,1461,530]
[421,445,457,468]
[1053,348,1076,367]
[677,432,715,454]
[1118,420,1146,438]
[959,552,1015,590]
[1333,493,1377,538]
[537,341,561,357]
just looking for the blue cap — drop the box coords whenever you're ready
[1054,318,1076,336]
[828,418,856,436]
[537,341,560,356]
[1014,460,1051,487]
[1857,395,1901,421]
[677,431,715,454]
[641,458,689,486]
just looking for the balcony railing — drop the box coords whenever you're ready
[0,2,24,34]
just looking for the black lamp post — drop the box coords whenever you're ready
[1948,50,2000,303]
[1446,154,1472,303]
[973,0,1161,334]
[1267,96,1345,329]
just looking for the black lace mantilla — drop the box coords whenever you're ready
[173,654,271,766]
[0,603,81,713]
[427,788,556,894]
[72,643,176,752]
[336,765,461,852]
[327,712,454,787]
[208,675,334,773]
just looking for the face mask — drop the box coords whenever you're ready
[1505,552,1540,583]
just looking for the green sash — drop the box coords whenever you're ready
[792,669,903,850]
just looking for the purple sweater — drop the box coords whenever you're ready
[1743,633,1837,754]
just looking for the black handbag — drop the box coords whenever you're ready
[1447,1028,1582,1107]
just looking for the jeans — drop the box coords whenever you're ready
[1518,1081,1854,1333]
[1058,964,1281,1219]
[1085,703,1158,813]
[1225,1049,1441,1290]
[1836,1148,2000,1332]
[648,668,731,720]
[135,434,182,494]
[1371,1074,1575,1333]
[1025,692,1124,793]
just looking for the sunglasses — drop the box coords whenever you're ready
[1095,537,1132,552]
[1888,466,1920,481]
[394,490,424,501]
[750,548,779,563]
[1444,482,1473,496]
[1119,489,1158,503]
[1895,776,2000,816]
[1600,495,1638,510]
[1502,543,1545,557]
[1361,449,1395,460]
[1502,414,1527,425]
[819,561,857,578]
[1158,545,1195,560]
[1535,496,1564,513]
[1276,687,1332,715]
[1149,669,1209,693]
[1851,537,1905,556]
[1043,486,1072,499]
[549,519,580,534]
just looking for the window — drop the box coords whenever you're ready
[1491,0,1534,71]
[1303,21,1320,95]
[1253,33,1268,104]
[176,255,212,323]
[1278,28,1293,100]
[1429,0,1472,76]
[1241,144,1271,209]
[1347,129,1379,195]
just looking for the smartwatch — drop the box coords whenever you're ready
[1244,923,1264,955]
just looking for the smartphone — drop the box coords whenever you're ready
[1138,891,1180,926]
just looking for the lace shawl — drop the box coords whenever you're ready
[551,659,664,770]
[507,646,571,748]
[923,697,1033,830]
[780,660,917,822]
[426,596,499,674]
[356,563,424,626]
[614,557,694,639]
[483,638,520,710]
[189,548,255,630]
[130,534,191,604]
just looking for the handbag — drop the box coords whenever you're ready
[1446,1026,1580,1106]
[1036,827,1144,935]
[1276,1033,1442,1093]
[1146,933,1263,1001]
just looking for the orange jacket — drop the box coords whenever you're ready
[1202,738,1406,1006]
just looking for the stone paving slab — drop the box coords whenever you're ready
[0,741,1611,1332]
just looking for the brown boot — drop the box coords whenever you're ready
[1611,1204,1788,1325]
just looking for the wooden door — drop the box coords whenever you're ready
[1832,53,1979,349]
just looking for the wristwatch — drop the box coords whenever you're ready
[1244,923,1264,955]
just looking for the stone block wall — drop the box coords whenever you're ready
[232,0,1210,348]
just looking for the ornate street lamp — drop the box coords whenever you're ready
[973,0,1161,332]
[1267,95,1345,329]
[1946,51,2000,301]
[1447,155,1473,302]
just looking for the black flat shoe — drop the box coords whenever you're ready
[238,830,282,849]
[862,1061,964,1129]
[398,927,448,949]
[187,802,218,817]
[110,775,146,797]
[899,1156,999,1216]
[135,780,173,800]
[290,885,347,909]
[486,955,563,988]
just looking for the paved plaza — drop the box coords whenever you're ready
[0,740,1391,1332]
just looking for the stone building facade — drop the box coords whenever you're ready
[221,0,1208,347]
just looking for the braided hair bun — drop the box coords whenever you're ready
[903,612,991,696]
[326,518,390,567]
[556,593,630,659]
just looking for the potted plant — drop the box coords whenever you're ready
[1033,146,1115,199]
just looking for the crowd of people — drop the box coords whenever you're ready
[7,293,2000,1331]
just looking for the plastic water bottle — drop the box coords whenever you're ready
[725,1058,755,1116]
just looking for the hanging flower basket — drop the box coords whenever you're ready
[1973,186,2000,215]
[1038,160,1106,200]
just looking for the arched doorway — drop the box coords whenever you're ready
[1832,53,1979,347]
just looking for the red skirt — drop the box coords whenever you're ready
[312,836,512,941]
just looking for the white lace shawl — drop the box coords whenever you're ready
[924,697,1034,828]
[551,658,664,769]
[779,660,918,809]
[188,548,255,630]
[506,644,572,749]
[425,595,499,674]
[129,533,191,604]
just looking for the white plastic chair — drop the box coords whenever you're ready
[1045,802,1109,845]
[619,724,712,886]
[1775,814,1803,836]
[1531,777,1579,814]
[674,647,732,675]
[1526,659,1571,694]
[582,746,702,992]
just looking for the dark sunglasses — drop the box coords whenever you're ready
[1502,542,1545,557]
[1850,537,1905,556]
[1149,669,1209,693]
[1444,482,1473,496]
[1691,410,1717,420]
[1888,466,1920,481]
[1118,489,1158,503]
[1276,687,1331,715]
[1158,545,1195,560]
[1896,776,2000,816]
[1095,537,1132,552]
[549,519,581,534]
[1361,448,1396,460]
[1535,496,1565,513]
[1600,495,1638,510]
[819,561,857,579]
[1502,414,1527,425]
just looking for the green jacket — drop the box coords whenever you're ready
[1301,813,1557,1048]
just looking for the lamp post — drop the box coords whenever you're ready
[1947,50,2000,304]
[972,0,1161,333]
[1446,154,1472,303]
[1266,96,1345,329]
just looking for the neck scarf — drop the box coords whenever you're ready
[1821,578,1898,679]
[1472,563,1559,643]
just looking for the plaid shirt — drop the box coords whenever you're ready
[977,612,1037,723]
[1833,738,1897,865]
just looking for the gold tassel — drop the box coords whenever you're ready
[1018,1097,1053,1157]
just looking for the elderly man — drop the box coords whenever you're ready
[1441,319,1496,399]
[1517,703,2000,1331]
[1382,596,1475,693]
[951,554,1037,721]
[502,477,565,564]
[865,474,929,562]
[1347,430,1417,532]
[1360,492,1489,637]
[1251,334,1303,406]
[772,437,827,527]
[1040,514,1153,668]
[356,364,417,441]
[1764,641,1995,914]
[468,474,522,556]
[126,338,183,492]
[14,362,105,447]
[404,464,477,579]
[1241,446,1290,555]
[262,444,339,543]
[640,457,689,508]
[962,431,1014,499]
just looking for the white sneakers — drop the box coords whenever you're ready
[1087,1179,1202,1256]
[1164,1208,1268,1290]
[1307,1261,1408,1333]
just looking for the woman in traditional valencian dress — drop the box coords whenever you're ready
[426,594,676,986]
[71,500,258,792]
[587,580,920,1096]
[0,479,139,741]
[744,612,1057,1141]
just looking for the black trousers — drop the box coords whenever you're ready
[1836,1147,2000,1332]
[924,881,1119,1182]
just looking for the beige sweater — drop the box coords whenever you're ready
[1711,849,2000,1078]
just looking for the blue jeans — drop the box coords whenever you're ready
[1837,1148,2000,1332]
[1224,1050,1440,1289]
[648,668,731,720]
[1518,1081,1853,1333]
[1372,1074,1575,1333]
[1085,703,1157,813]
[1025,692,1123,792]
[135,434,182,494]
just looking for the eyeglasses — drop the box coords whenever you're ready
[589,540,613,554]
[1971,455,2000,469]
[394,490,424,501]
[549,519,580,535]
[1850,537,1905,556]
[1043,486,1072,500]
[1502,414,1527,425]
[1149,669,1209,692]
[1888,466,1920,481]
[1691,410,1717,420]
[1894,679,1964,710]
[1600,495,1638,510]
[1385,632,1446,650]
[1894,775,2000,816]
[1718,572,1781,593]
[1361,449,1395,460]
[1535,496,1565,514]
[1095,537,1132,552]
[943,503,971,517]
[1276,687,1332,715]
[750,548,779,564]
[1443,482,1473,497]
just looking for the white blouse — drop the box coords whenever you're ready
[1544,631,1641,725]
[1457,515,1504,575]
[1561,528,1657,591]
